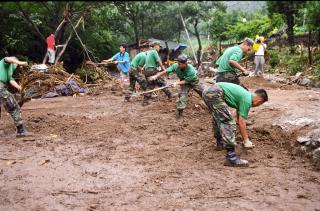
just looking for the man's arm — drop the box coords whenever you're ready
[4,57,27,66]
[158,60,166,71]
[237,114,249,141]
[229,60,246,73]
[150,70,168,80]
[9,80,22,92]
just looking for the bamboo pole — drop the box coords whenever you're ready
[180,13,198,64]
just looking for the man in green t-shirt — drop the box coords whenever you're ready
[202,82,268,167]
[143,41,172,103]
[149,55,204,119]
[125,44,150,104]
[215,38,254,85]
[0,57,34,137]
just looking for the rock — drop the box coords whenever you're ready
[312,147,320,165]
[298,78,311,86]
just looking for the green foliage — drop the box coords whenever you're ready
[225,13,284,41]
[268,50,280,68]
[287,65,303,75]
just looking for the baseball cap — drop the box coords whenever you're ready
[177,54,188,63]
[244,37,254,46]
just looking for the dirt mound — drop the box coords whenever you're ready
[240,76,304,90]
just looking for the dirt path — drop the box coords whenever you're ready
[0,77,320,210]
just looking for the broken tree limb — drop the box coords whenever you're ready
[68,17,92,62]
[55,16,84,64]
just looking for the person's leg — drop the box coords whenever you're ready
[260,56,265,76]
[190,78,204,98]
[0,89,33,137]
[254,56,259,76]
[216,72,240,85]
[176,84,189,119]
[156,77,172,98]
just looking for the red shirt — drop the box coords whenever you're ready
[46,35,55,50]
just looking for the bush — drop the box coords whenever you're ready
[287,65,304,75]
[268,51,280,68]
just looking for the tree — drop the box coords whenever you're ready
[178,1,225,66]
[267,1,305,52]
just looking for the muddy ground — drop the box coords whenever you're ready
[0,76,320,211]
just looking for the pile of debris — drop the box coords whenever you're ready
[75,61,113,84]
[19,64,88,99]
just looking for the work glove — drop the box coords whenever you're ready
[149,75,157,81]
[243,139,255,149]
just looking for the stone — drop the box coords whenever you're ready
[312,147,320,164]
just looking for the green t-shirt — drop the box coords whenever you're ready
[144,49,161,69]
[216,45,243,73]
[131,51,147,69]
[166,63,198,84]
[0,59,16,83]
[216,82,253,119]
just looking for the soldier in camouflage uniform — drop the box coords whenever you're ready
[215,38,254,84]
[143,41,172,105]
[149,55,204,119]
[125,44,151,104]
[202,82,268,167]
[0,57,34,137]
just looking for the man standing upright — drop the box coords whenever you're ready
[46,34,56,65]
[254,36,267,77]
[0,57,34,137]
[215,38,254,84]
[149,54,204,119]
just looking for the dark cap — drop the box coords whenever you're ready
[177,54,188,63]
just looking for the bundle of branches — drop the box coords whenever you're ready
[19,65,86,99]
[76,61,113,84]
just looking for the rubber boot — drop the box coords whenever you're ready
[176,109,183,120]
[224,147,249,167]
[142,95,151,106]
[16,124,34,138]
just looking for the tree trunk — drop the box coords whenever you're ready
[133,16,139,45]
[286,12,295,53]
[16,2,46,43]
[55,17,83,64]
[194,19,202,67]
[219,39,222,56]
[308,28,312,66]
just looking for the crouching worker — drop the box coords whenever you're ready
[202,82,268,167]
[0,57,34,137]
[149,54,204,119]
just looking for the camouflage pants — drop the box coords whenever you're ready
[216,71,240,85]
[144,68,172,97]
[177,78,204,110]
[128,67,149,92]
[0,87,23,127]
[202,85,236,148]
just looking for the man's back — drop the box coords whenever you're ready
[216,45,243,73]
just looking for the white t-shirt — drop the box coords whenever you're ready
[255,43,267,56]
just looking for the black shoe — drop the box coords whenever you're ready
[16,125,34,138]
[224,149,249,167]
[124,96,131,102]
